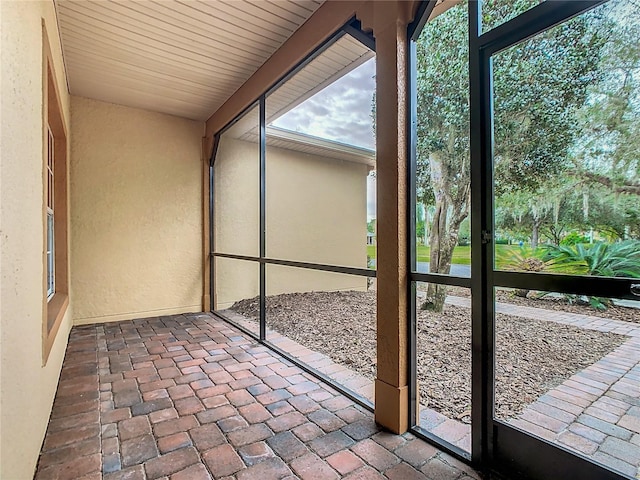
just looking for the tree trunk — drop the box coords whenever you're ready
[531,220,540,249]
[423,200,462,312]
[421,153,470,312]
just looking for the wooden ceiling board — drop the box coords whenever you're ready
[58,22,248,85]
[56,0,323,120]
[59,2,263,73]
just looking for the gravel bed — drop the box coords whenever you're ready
[231,290,626,422]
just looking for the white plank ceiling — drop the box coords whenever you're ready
[55,0,324,121]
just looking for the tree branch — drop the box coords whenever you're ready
[576,171,640,195]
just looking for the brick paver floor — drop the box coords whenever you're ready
[225,296,640,477]
[222,309,475,455]
[35,313,482,480]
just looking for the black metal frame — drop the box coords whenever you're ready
[209,19,377,412]
[408,1,634,479]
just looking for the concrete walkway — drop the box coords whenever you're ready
[447,295,640,478]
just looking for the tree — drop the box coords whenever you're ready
[415,1,605,310]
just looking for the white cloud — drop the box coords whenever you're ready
[272,58,376,150]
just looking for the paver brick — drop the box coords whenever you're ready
[170,463,212,480]
[118,416,151,441]
[600,436,640,465]
[290,452,339,480]
[239,402,272,424]
[167,384,195,400]
[352,439,400,471]
[309,430,355,458]
[267,431,309,462]
[238,441,276,466]
[157,432,192,454]
[104,465,146,480]
[174,396,205,415]
[131,398,173,416]
[395,439,439,467]
[153,415,198,438]
[149,408,179,424]
[341,419,379,441]
[257,389,293,405]
[343,466,386,479]
[144,447,200,479]
[292,422,325,442]
[227,389,256,407]
[267,411,307,433]
[326,450,365,475]
[36,453,101,480]
[227,423,273,447]
[558,431,599,455]
[385,463,428,480]
[236,457,293,480]
[266,400,295,416]
[121,433,158,467]
[308,409,346,432]
[420,457,461,480]
[218,414,250,432]
[202,444,244,477]
[618,414,640,434]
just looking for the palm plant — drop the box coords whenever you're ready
[495,245,552,297]
[542,240,640,309]
[543,240,640,278]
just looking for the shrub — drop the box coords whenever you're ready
[543,240,640,278]
[495,245,552,297]
[543,240,640,310]
[560,232,590,246]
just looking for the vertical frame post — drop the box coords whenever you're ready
[209,135,219,313]
[259,96,267,341]
[469,0,492,467]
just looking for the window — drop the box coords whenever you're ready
[43,25,69,363]
[46,127,55,299]
[211,22,377,408]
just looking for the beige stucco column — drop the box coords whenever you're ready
[364,1,414,434]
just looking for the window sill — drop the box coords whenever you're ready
[44,292,68,365]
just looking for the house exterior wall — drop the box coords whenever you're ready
[70,96,204,324]
[214,137,368,310]
[0,1,73,478]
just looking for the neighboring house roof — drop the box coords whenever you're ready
[266,126,375,167]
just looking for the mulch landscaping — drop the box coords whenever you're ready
[230,289,630,423]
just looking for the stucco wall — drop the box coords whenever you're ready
[0,1,73,478]
[71,97,204,324]
[214,137,369,309]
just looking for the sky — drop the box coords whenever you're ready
[271,58,376,150]
[271,57,377,220]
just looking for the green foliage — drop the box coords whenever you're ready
[560,232,590,246]
[543,240,640,278]
[495,245,551,272]
[367,219,376,234]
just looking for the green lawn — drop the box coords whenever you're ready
[367,244,517,265]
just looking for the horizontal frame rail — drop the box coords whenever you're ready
[213,252,377,278]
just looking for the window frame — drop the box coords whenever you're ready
[209,19,377,411]
[42,23,69,364]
